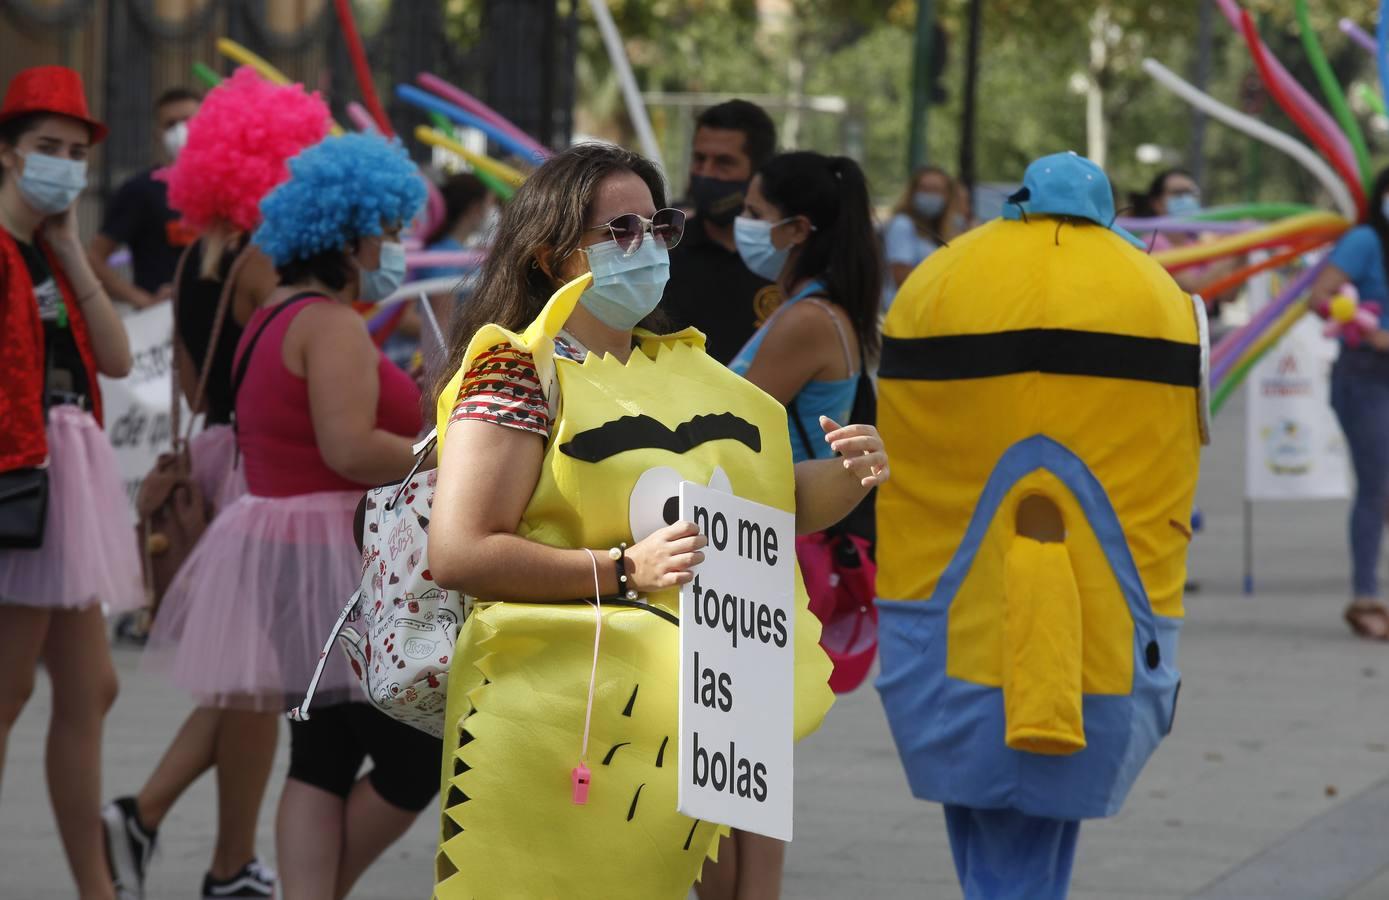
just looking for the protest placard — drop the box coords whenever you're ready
[97,303,190,520]
[677,481,796,841]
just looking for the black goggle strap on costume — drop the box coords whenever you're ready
[1006,186,1031,224]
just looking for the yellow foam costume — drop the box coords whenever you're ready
[875,152,1205,899]
[431,274,834,899]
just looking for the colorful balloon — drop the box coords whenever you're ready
[1141,60,1357,221]
[1379,0,1389,137]
[1210,257,1329,382]
[1192,234,1334,302]
[1210,299,1310,415]
[1238,11,1366,220]
[1212,0,1357,185]
[422,112,520,200]
[418,73,550,159]
[414,125,524,191]
[1355,83,1388,117]
[332,0,393,136]
[1295,0,1372,194]
[346,101,377,134]
[214,39,345,136]
[1193,203,1321,221]
[406,250,487,269]
[1113,216,1257,234]
[1340,18,1378,55]
[398,85,545,165]
[1150,208,1348,272]
[1318,295,1380,348]
[191,62,221,89]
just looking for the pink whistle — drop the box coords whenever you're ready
[571,763,591,805]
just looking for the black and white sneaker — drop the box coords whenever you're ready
[202,858,276,899]
[102,796,156,900]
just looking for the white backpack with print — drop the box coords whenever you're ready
[291,435,469,738]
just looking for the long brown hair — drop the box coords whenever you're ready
[433,143,667,404]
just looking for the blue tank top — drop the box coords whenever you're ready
[729,280,858,462]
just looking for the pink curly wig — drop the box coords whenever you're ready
[163,67,331,233]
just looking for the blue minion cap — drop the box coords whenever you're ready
[1002,151,1145,249]
[254,133,427,267]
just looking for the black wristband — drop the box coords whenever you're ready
[608,543,637,600]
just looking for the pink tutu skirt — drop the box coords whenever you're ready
[145,489,363,711]
[0,405,143,612]
[189,424,247,512]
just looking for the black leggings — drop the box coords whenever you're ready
[287,703,441,813]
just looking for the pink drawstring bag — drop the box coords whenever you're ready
[796,530,878,693]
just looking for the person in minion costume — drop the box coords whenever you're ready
[425,143,881,899]
[874,152,1209,900]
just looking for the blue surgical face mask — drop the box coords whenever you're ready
[912,191,947,218]
[359,239,407,301]
[580,237,670,330]
[734,215,795,281]
[17,152,87,215]
[1166,193,1201,218]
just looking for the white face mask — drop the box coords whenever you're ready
[579,237,671,329]
[734,215,797,281]
[16,152,87,215]
[358,240,407,301]
[162,121,189,160]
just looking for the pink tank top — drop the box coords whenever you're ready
[234,294,422,497]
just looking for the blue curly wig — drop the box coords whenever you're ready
[254,133,427,266]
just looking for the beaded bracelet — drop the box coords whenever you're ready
[607,543,638,600]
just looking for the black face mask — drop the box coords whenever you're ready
[688,175,747,227]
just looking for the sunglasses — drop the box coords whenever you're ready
[586,208,686,255]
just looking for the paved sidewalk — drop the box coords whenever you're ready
[5,390,1389,898]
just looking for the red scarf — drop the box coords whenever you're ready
[0,227,102,473]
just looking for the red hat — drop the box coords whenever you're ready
[0,66,107,144]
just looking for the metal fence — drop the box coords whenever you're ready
[1,0,574,223]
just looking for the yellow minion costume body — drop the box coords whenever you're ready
[875,154,1206,900]
[431,274,834,899]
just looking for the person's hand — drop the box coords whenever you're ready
[625,521,707,591]
[41,205,82,252]
[821,416,890,488]
[127,290,158,310]
[1369,328,1389,353]
[154,283,174,303]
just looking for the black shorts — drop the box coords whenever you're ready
[287,703,441,813]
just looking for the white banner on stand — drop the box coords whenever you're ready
[1243,269,1350,501]
[97,303,190,520]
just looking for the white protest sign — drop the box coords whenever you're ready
[97,303,190,520]
[677,481,796,841]
[1242,269,1350,501]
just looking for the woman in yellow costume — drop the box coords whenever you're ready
[426,143,884,899]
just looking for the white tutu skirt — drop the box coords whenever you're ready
[0,405,143,612]
[145,489,363,711]
[189,424,247,512]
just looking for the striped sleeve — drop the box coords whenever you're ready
[448,343,551,438]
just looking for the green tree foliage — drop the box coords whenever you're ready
[451,0,1389,210]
